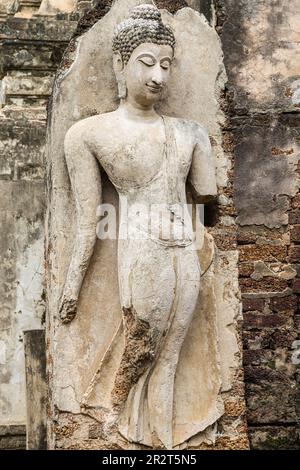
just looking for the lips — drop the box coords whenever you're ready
[146,84,162,92]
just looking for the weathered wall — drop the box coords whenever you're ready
[0,1,77,447]
[215,0,300,449]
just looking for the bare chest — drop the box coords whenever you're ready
[91,127,193,190]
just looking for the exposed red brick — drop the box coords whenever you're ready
[244,312,289,329]
[295,265,300,277]
[224,399,246,417]
[270,330,298,349]
[244,365,289,383]
[292,278,300,294]
[291,194,300,210]
[289,246,300,263]
[242,297,265,312]
[213,232,237,250]
[243,349,272,365]
[291,225,300,243]
[201,435,249,450]
[294,315,300,330]
[239,262,254,277]
[237,230,257,244]
[243,328,297,350]
[239,245,286,263]
[289,210,300,224]
[269,295,298,312]
[240,278,289,293]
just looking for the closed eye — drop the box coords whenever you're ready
[139,58,155,67]
[160,61,170,70]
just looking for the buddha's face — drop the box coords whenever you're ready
[115,43,173,107]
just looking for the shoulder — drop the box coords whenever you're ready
[166,116,210,149]
[64,112,116,148]
[65,116,95,143]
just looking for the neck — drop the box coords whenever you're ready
[119,100,160,122]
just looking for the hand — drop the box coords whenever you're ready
[59,294,78,324]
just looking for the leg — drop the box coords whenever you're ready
[115,240,178,444]
[116,241,200,449]
[113,240,176,413]
[147,247,201,449]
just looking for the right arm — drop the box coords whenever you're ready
[59,123,102,323]
[188,123,217,204]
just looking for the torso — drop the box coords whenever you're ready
[80,110,200,245]
[84,110,196,204]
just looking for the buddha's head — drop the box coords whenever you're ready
[112,4,175,107]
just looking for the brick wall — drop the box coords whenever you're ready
[216,0,300,449]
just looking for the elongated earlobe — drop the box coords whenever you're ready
[113,52,127,100]
[117,74,127,100]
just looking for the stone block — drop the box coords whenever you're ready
[240,278,289,294]
[237,225,290,245]
[1,42,66,72]
[292,278,300,294]
[291,194,300,210]
[249,426,300,450]
[239,245,287,263]
[234,115,300,228]
[269,294,298,313]
[243,349,273,366]
[291,225,300,243]
[2,71,54,97]
[38,0,77,15]
[239,262,254,277]
[0,16,77,41]
[243,312,292,329]
[245,377,298,424]
[289,210,300,224]
[0,435,26,450]
[243,328,298,350]
[0,117,46,180]
[242,297,265,312]
[0,425,26,449]
[220,0,300,113]
[289,246,300,263]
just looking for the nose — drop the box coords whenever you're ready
[151,65,164,86]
